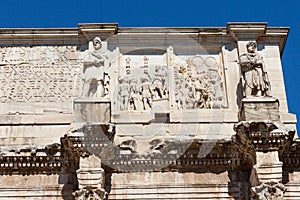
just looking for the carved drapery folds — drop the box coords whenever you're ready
[114,46,227,112]
[239,41,270,97]
[250,181,286,200]
[82,37,111,98]
[117,56,169,111]
[174,55,226,109]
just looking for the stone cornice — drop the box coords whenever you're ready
[234,121,294,152]
[0,23,289,56]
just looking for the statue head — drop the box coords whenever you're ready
[93,37,102,50]
[167,46,174,53]
[246,41,257,53]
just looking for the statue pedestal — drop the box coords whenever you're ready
[240,97,280,121]
[74,98,111,123]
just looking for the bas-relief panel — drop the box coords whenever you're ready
[0,46,82,113]
[112,47,227,117]
[0,43,228,120]
[113,55,169,112]
[173,54,226,110]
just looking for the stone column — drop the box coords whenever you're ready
[234,120,293,199]
[73,155,107,200]
[229,23,289,199]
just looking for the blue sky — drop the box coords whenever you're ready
[1,0,300,133]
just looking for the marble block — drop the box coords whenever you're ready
[74,98,111,123]
[240,97,280,121]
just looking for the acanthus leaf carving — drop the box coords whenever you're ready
[73,187,107,200]
[250,181,286,200]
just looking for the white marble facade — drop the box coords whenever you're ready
[0,23,298,200]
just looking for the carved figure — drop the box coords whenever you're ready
[82,37,110,97]
[118,79,130,111]
[129,88,142,111]
[192,77,210,108]
[175,85,184,109]
[239,41,270,97]
[152,65,168,100]
[163,46,175,66]
[174,55,225,110]
[140,70,153,110]
[185,86,195,109]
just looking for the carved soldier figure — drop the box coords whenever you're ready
[140,70,153,110]
[118,79,130,111]
[82,37,110,97]
[239,41,270,97]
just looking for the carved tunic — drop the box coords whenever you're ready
[83,50,107,81]
[239,52,270,96]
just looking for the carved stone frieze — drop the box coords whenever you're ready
[234,121,294,151]
[116,56,169,112]
[281,138,300,170]
[0,144,62,175]
[250,181,286,200]
[174,55,226,109]
[106,138,255,172]
[114,47,227,114]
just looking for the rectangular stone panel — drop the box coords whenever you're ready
[74,98,111,123]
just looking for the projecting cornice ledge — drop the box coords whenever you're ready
[227,22,268,40]
[227,22,289,56]
[78,23,118,40]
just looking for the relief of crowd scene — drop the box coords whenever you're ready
[174,56,225,109]
[117,57,169,111]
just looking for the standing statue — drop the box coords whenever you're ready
[239,41,270,97]
[82,37,110,97]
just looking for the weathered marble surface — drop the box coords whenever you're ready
[0,23,298,200]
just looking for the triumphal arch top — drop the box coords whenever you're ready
[0,22,299,200]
